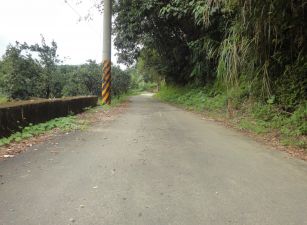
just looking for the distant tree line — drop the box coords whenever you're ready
[0,37,131,100]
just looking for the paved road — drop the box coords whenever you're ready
[1,94,307,225]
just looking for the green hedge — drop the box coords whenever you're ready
[0,96,97,137]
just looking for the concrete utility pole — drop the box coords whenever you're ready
[101,0,112,104]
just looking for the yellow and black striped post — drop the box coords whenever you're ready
[101,0,112,105]
[102,60,111,104]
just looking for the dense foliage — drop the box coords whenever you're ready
[112,0,306,112]
[0,38,131,101]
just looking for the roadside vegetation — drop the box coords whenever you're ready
[104,0,306,150]
[0,88,142,148]
[1,1,306,151]
[0,95,7,104]
[0,36,131,103]
[0,116,83,146]
[0,36,134,146]
[157,86,306,148]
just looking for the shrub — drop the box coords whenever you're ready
[111,66,131,97]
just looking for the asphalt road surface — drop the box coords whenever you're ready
[1,94,307,225]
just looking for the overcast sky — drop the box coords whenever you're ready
[0,0,117,65]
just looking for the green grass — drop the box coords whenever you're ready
[99,91,139,110]
[238,119,269,134]
[156,86,227,112]
[0,95,8,104]
[0,116,85,147]
[157,85,307,149]
[99,96,127,110]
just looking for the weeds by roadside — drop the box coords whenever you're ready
[99,90,141,110]
[0,93,132,149]
[0,95,129,158]
[0,95,7,104]
[0,116,86,147]
[156,86,307,150]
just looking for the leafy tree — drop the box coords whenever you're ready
[109,0,306,110]
[0,40,131,100]
[61,61,101,97]
[59,62,131,98]
[113,0,194,84]
[62,69,89,96]
[111,65,131,96]
[79,60,101,96]
[136,48,165,89]
[0,42,42,99]
[29,36,60,98]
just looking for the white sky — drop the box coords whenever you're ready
[0,0,118,65]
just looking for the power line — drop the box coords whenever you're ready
[63,0,102,38]
[64,0,83,20]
